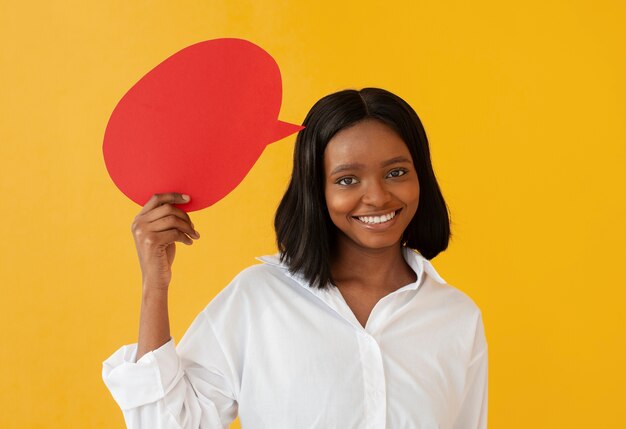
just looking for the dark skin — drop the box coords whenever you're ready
[324,120,420,327]
[331,244,417,327]
[132,193,200,360]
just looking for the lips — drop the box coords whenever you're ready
[353,209,400,225]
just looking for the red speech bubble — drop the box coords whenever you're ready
[103,38,303,212]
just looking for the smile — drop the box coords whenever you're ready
[355,210,398,225]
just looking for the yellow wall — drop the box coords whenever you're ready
[1,1,624,427]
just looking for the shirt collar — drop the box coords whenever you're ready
[255,247,446,290]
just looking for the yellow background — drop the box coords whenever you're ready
[1,0,624,427]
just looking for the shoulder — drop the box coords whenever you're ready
[407,249,483,319]
[200,258,295,322]
[431,277,481,314]
[226,260,294,299]
[412,253,486,347]
[421,273,487,353]
[420,272,484,326]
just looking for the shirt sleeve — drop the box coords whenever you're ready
[452,311,488,429]
[102,312,238,429]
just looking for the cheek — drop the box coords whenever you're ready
[403,181,420,213]
[413,186,420,206]
[325,189,356,219]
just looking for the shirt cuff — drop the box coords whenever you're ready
[102,338,184,410]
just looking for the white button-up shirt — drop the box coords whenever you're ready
[103,248,488,428]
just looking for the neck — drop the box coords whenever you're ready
[330,235,416,294]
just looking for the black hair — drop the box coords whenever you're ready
[274,88,450,289]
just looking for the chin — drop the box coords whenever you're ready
[344,235,404,252]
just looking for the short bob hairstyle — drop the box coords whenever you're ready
[275,88,450,289]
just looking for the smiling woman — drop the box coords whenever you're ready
[323,119,420,254]
[275,88,451,290]
[103,88,488,429]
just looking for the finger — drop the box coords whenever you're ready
[147,215,200,239]
[132,213,199,242]
[140,229,194,247]
[138,193,190,216]
[169,229,194,246]
[143,203,194,227]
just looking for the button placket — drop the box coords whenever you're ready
[357,331,387,429]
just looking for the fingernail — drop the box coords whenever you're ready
[193,230,200,238]
[181,194,190,201]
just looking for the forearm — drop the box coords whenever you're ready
[137,285,171,361]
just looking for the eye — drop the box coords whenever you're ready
[336,176,359,186]
[387,168,408,178]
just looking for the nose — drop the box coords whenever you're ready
[361,178,392,207]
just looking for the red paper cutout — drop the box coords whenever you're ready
[103,38,303,212]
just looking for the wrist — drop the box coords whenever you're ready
[141,273,170,290]
[141,283,170,299]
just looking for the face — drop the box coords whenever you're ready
[323,119,420,253]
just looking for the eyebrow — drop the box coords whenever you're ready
[329,156,412,176]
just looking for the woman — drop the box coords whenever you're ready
[103,88,488,428]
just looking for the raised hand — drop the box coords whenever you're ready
[131,193,200,291]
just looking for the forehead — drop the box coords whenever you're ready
[324,119,411,168]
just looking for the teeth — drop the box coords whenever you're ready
[358,211,396,224]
